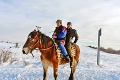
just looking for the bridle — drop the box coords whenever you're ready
[27,31,55,57]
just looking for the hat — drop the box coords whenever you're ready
[67,22,72,25]
[56,19,62,24]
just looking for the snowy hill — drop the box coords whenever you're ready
[0,42,120,80]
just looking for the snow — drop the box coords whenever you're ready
[0,41,120,80]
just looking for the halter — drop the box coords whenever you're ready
[28,31,55,57]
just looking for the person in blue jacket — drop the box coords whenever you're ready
[52,19,70,62]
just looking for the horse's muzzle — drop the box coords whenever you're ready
[22,50,26,54]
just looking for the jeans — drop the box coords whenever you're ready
[58,41,68,56]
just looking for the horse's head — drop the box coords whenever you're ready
[22,30,40,55]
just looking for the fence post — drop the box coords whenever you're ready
[15,42,19,48]
[97,28,102,66]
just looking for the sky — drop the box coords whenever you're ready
[0,0,120,49]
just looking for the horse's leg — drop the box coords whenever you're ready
[42,63,48,80]
[69,59,77,80]
[53,64,58,80]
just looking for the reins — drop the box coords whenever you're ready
[29,32,55,57]
[29,40,40,57]
[39,43,54,50]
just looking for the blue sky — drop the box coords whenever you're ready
[0,0,120,49]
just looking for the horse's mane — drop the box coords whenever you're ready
[39,32,53,46]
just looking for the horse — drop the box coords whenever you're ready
[22,29,80,80]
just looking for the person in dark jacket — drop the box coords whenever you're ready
[66,22,79,43]
[52,19,70,62]
[65,22,79,67]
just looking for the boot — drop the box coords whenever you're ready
[70,57,73,68]
[65,55,70,62]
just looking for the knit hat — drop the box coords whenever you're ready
[56,19,62,24]
[67,22,72,25]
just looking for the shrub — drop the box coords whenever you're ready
[0,49,12,63]
[10,57,18,64]
[87,46,120,54]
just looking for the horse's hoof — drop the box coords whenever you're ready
[69,77,73,80]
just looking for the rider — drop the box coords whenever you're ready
[66,22,79,68]
[66,22,79,43]
[52,19,70,62]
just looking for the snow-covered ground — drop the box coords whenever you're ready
[0,41,120,80]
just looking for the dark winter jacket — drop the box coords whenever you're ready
[66,28,79,43]
[53,25,67,40]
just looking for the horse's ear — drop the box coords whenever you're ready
[37,30,39,33]
[33,29,36,32]
[36,26,41,31]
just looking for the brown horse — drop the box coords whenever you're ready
[22,30,80,80]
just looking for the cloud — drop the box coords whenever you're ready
[0,0,120,49]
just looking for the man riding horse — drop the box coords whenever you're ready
[65,22,79,68]
[52,20,79,63]
[52,19,70,62]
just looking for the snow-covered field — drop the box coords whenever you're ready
[0,42,120,80]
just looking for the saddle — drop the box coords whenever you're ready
[54,42,76,59]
